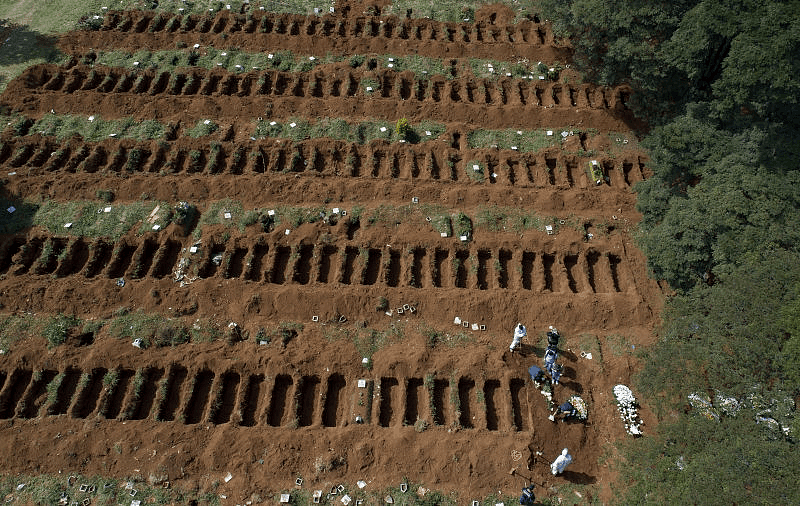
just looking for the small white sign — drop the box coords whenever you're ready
[270,121,276,126]
[7,206,15,213]
[189,246,198,253]
[366,86,373,92]
[358,379,367,388]
[64,222,72,228]
[546,130,553,136]
[224,212,232,219]
[268,209,275,216]
[460,235,468,241]
[285,229,291,235]
[104,206,112,213]
[425,131,431,136]
[380,127,387,132]
[387,63,393,68]
[473,164,480,171]
[332,207,340,214]
[357,481,366,489]
[289,122,296,128]
[152,224,160,231]
[440,232,448,237]
[454,317,461,325]
[511,146,518,150]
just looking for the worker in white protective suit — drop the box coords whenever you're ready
[510,323,526,353]
[550,448,573,475]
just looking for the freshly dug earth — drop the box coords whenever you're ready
[0,2,661,504]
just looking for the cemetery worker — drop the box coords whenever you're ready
[543,346,558,369]
[557,401,577,421]
[510,323,527,352]
[519,485,536,505]
[549,363,563,385]
[547,326,560,347]
[550,448,573,475]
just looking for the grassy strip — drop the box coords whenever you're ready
[385,0,539,23]
[467,128,564,152]
[0,198,172,239]
[475,205,557,233]
[253,117,445,144]
[25,114,166,141]
[90,48,560,81]
[93,47,338,74]
[0,313,82,353]
[0,472,219,505]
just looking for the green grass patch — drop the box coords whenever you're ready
[93,47,343,74]
[0,22,64,94]
[27,114,166,141]
[195,198,244,228]
[0,313,47,353]
[105,308,194,348]
[185,119,219,138]
[0,198,172,239]
[385,0,539,23]
[475,205,555,233]
[0,472,220,505]
[467,128,562,152]
[43,313,80,348]
[253,117,445,144]
[465,159,486,182]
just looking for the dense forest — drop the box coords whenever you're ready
[538,0,800,503]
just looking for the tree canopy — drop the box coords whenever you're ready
[539,0,800,502]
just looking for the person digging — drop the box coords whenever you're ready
[508,468,536,506]
[510,323,527,353]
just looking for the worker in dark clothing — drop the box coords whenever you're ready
[519,485,535,505]
[547,326,560,347]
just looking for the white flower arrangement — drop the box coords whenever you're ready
[613,384,643,435]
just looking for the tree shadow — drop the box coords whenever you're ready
[0,20,60,68]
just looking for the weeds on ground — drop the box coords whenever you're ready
[452,212,472,240]
[0,198,172,239]
[467,128,561,152]
[421,324,475,348]
[465,160,485,182]
[0,314,45,353]
[43,314,80,348]
[28,115,165,141]
[0,472,220,505]
[252,117,445,144]
[385,0,537,23]
[106,309,189,348]
[475,205,554,233]
[185,119,219,138]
